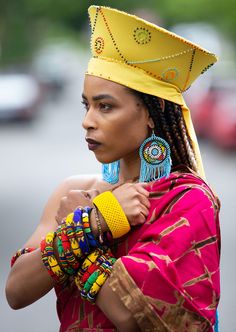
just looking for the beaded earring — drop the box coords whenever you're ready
[139,131,171,182]
[102,161,120,184]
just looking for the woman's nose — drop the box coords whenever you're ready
[82,108,97,130]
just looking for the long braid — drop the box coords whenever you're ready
[131,89,198,172]
[165,101,191,166]
[140,95,182,166]
[176,108,198,171]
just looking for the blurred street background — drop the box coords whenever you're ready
[1,1,235,331]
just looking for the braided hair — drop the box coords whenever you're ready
[130,90,198,172]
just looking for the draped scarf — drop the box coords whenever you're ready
[55,170,220,332]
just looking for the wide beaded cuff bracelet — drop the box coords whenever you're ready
[93,191,131,239]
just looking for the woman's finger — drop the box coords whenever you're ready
[135,183,150,197]
[140,205,149,217]
[138,194,151,209]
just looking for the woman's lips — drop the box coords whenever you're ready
[85,138,101,151]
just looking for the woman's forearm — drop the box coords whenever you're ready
[5,208,107,310]
[5,249,54,309]
[96,279,140,332]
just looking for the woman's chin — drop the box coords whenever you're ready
[94,154,118,165]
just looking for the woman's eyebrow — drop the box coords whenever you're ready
[82,93,116,101]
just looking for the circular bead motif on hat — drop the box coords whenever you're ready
[141,139,169,165]
[133,27,151,45]
[162,68,178,82]
[94,37,105,54]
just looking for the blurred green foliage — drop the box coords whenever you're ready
[0,0,235,68]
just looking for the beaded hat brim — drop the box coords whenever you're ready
[86,6,218,178]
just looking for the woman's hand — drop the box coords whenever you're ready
[112,183,150,226]
[56,189,99,224]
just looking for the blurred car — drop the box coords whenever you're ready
[186,79,236,149]
[172,22,236,150]
[202,81,236,149]
[0,74,41,120]
[31,42,82,97]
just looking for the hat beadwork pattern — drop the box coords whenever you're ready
[133,27,151,45]
[94,37,105,54]
[162,68,179,82]
[88,6,217,93]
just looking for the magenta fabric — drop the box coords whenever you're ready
[55,170,220,331]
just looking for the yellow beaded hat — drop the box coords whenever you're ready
[86,5,218,178]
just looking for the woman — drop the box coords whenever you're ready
[6,6,220,332]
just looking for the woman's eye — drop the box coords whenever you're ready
[99,103,112,111]
[81,101,89,111]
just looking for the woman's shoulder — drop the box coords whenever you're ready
[62,173,102,192]
[59,173,114,193]
[149,167,220,209]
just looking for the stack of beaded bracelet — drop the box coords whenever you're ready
[74,248,116,304]
[11,247,36,267]
[56,207,101,266]
[41,207,103,283]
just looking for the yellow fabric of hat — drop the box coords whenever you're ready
[86,5,218,178]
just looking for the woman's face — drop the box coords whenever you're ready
[82,75,153,164]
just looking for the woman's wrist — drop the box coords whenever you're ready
[90,208,108,238]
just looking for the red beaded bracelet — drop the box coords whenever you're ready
[11,247,36,267]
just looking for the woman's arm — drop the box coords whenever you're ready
[52,182,150,330]
[5,175,98,309]
[54,182,150,330]
[6,248,54,309]
[96,280,141,332]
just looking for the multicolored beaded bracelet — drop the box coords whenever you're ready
[81,270,101,299]
[82,263,114,303]
[40,232,68,284]
[74,248,105,290]
[73,208,91,256]
[80,253,107,285]
[87,271,108,303]
[56,225,75,275]
[58,221,80,272]
[65,213,83,258]
[82,207,100,248]
[77,250,116,303]
[11,247,36,267]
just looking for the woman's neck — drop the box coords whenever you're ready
[119,151,140,183]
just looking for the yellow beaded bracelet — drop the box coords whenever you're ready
[93,191,131,239]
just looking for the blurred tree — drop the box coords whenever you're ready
[0,0,235,68]
[158,0,236,42]
[0,1,35,68]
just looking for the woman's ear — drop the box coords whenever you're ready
[159,98,165,111]
[147,116,155,129]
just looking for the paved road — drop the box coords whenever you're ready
[1,74,235,331]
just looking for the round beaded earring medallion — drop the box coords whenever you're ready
[139,132,171,182]
[140,134,170,165]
